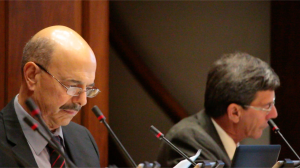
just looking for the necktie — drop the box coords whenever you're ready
[47,136,66,168]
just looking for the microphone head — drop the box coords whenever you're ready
[150,125,164,140]
[25,98,41,117]
[92,105,106,122]
[268,119,280,133]
[23,116,39,131]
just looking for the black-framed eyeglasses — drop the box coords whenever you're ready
[35,63,100,98]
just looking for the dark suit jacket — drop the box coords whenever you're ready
[0,98,101,167]
[157,110,231,167]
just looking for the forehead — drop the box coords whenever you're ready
[47,46,97,84]
[250,90,275,105]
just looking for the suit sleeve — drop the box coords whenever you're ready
[157,127,225,167]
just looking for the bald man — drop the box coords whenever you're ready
[0,26,101,167]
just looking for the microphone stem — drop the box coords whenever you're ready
[278,131,300,160]
[162,137,197,166]
[278,131,300,167]
[35,126,77,168]
[103,120,137,167]
[26,99,64,160]
[35,115,62,149]
[25,99,76,167]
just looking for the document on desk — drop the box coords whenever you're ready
[173,149,201,168]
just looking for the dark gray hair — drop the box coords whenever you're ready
[204,52,280,118]
[21,37,55,72]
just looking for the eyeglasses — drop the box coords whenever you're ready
[243,102,275,114]
[35,63,100,98]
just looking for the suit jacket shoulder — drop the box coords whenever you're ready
[0,98,37,167]
[157,110,231,167]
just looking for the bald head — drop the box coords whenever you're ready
[22,25,96,70]
[33,25,90,52]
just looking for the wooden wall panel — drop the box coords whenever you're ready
[271,1,300,160]
[0,1,6,109]
[7,0,82,122]
[81,1,109,167]
[6,0,82,100]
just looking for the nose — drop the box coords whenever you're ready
[72,91,87,107]
[267,105,278,119]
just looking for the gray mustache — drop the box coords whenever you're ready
[60,103,82,111]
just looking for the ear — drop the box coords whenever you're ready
[23,62,40,91]
[227,103,243,123]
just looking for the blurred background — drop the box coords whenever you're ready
[1,1,299,167]
[109,1,271,165]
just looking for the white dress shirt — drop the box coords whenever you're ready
[211,118,239,160]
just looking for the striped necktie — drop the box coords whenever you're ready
[47,136,66,168]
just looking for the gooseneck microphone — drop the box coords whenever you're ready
[268,119,300,165]
[23,116,77,168]
[25,98,62,151]
[25,98,77,168]
[149,125,197,167]
[92,105,137,167]
[268,119,280,133]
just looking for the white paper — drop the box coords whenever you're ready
[173,149,202,168]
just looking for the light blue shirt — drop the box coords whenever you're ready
[14,95,65,168]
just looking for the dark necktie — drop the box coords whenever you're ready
[47,136,66,168]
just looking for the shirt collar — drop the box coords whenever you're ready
[211,118,239,160]
[14,95,64,155]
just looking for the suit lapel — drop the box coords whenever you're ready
[3,98,38,167]
[63,125,82,167]
[199,112,226,151]
[197,111,231,166]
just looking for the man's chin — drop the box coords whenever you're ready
[252,131,263,139]
[50,119,72,130]
[60,119,72,126]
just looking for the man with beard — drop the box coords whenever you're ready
[0,26,101,167]
[157,52,280,167]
